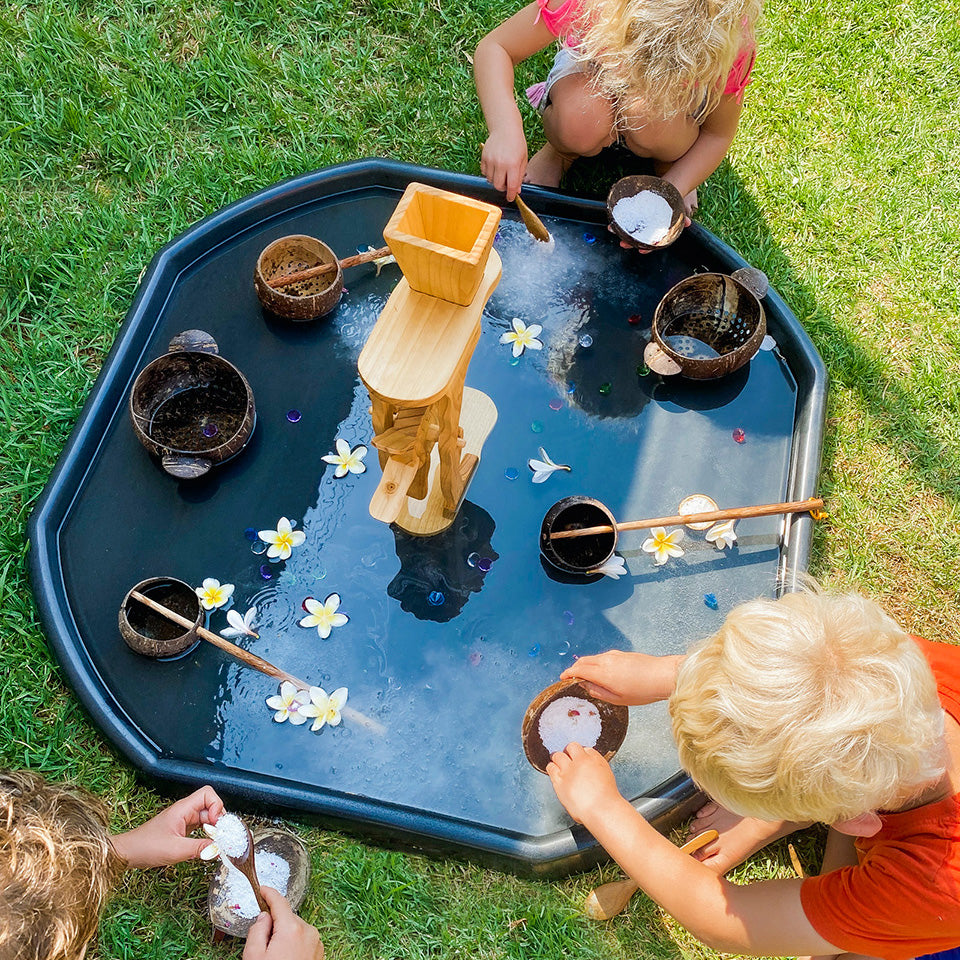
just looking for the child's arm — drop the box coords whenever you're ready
[474,3,556,201]
[661,94,744,204]
[110,785,224,868]
[560,651,684,705]
[548,745,845,956]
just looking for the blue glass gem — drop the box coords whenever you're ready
[583,232,597,244]
[563,610,574,626]
[528,644,541,657]
[286,409,302,423]
[477,557,493,573]
[504,467,519,481]
[202,422,219,438]
[259,564,273,580]
[427,590,445,607]
[313,565,327,581]
[244,527,258,542]
[251,539,268,555]
[578,333,593,348]
[704,593,719,611]
[466,552,480,568]
[530,420,543,433]
[557,640,571,657]
[509,356,521,367]
[566,382,576,394]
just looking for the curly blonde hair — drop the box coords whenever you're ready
[669,589,947,823]
[0,770,124,960]
[572,0,761,120]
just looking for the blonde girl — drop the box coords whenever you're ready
[474,0,760,213]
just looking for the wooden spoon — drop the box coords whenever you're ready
[267,244,392,289]
[515,195,552,243]
[550,497,825,540]
[583,828,718,920]
[224,821,269,914]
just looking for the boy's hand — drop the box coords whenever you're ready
[481,126,528,202]
[110,785,225,868]
[243,887,324,960]
[561,651,682,705]
[546,742,621,824]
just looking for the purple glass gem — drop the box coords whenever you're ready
[733,428,746,444]
[469,651,483,666]
[286,409,302,423]
[583,232,597,244]
[548,398,563,411]
[201,422,218,438]
[477,557,493,572]
[259,564,273,580]
[562,610,574,626]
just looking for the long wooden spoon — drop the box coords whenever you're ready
[550,497,824,541]
[515,195,552,243]
[584,829,718,920]
[128,591,385,734]
[224,821,269,913]
[267,245,392,290]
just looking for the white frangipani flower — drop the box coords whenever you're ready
[322,438,367,478]
[300,686,349,732]
[299,593,349,639]
[641,527,685,566]
[705,520,738,550]
[258,517,305,561]
[527,447,571,483]
[499,318,543,357]
[220,606,259,639]
[266,680,310,724]
[594,554,628,579]
[196,578,235,610]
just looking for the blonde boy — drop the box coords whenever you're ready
[550,588,960,958]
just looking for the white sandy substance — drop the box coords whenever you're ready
[222,849,291,919]
[213,813,249,857]
[539,696,602,755]
[612,192,673,245]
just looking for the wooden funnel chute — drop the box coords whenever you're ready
[358,183,501,536]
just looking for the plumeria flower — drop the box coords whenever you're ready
[220,606,259,639]
[641,527,685,566]
[300,686,349,732]
[499,318,543,357]
[200,822,223,860]
[299,593,349,639]
[266,680,310,724]
[258,517,306,561]
[528,447,572,484]
[595,554,628,580]
[363,245,396,277]
[196,578,235,610]
[322,438,368,478]
[705,520,738,550]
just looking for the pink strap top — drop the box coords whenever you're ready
[533,0,756,102]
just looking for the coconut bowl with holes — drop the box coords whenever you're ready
[254,234,343,320]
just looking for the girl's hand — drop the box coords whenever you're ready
[481,126,528,201]
[560,651,683,705]
[243,887,324,960]
[546,742,621,824]
[110,785,225,868]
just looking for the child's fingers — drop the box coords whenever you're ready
[243,910,273,957]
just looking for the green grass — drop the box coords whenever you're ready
[2,0,959,956]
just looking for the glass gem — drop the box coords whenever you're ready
[566,382,576,394]
[202,422,219,438]
[628,313,643,325]
[313,565,327,581]
[704,593,719,611]
[286,409,302,423]
[469,651,483,666]
[244,527,258,542]
[548,398,563,411]
[504,467,519,481]
[360,554,377,568]
[578,333,593,348]
[557,640,571,656]
[583,232,597,244]
[636,363,650,377]
[477,557,493,573]
[563,610,575,626]
[732,428,746,444]
[466,552,480,568]
[530,420,543,433]
[528,644,541,657]
[259,564,273,580]
[427,590,445,607]
[598,382,612,395]
[251,539,268,555]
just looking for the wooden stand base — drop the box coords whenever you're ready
[392,388,497,536]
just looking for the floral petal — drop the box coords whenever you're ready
[299,614,320,628]
[321,454,339,465]
[512,341,524,358]
[200,841,220,860]
[330,687,349,709]
[303,597,321,614]
[334,464,348,478]
[310,716,326,732]
[288,711,308,726]
[201,578,219,591]
[329,613,349,628]
[277,517,292,535]
[318,622,332,640]
[323,593,341,613]
[335,438,351,457]
[499,331,515,345]
[289,531,306,547]
[273,710,289,723]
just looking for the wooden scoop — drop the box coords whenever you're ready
[550,497,824,540]
[584,829,718,920]
[267,244,392,289]
[515,195,552,243]
[224,821,269,914]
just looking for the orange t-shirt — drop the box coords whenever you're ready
[800,637,960,960]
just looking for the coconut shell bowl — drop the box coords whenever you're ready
[522,679,629,774]
[118,576,202,659]
[207,827,310,938]
[606,175,686,252]
[645,272,766,380]
[254,234,343,320]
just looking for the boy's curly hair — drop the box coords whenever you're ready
[0,770,123,960]
[573,0,761,120]
[670,589,947,823]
